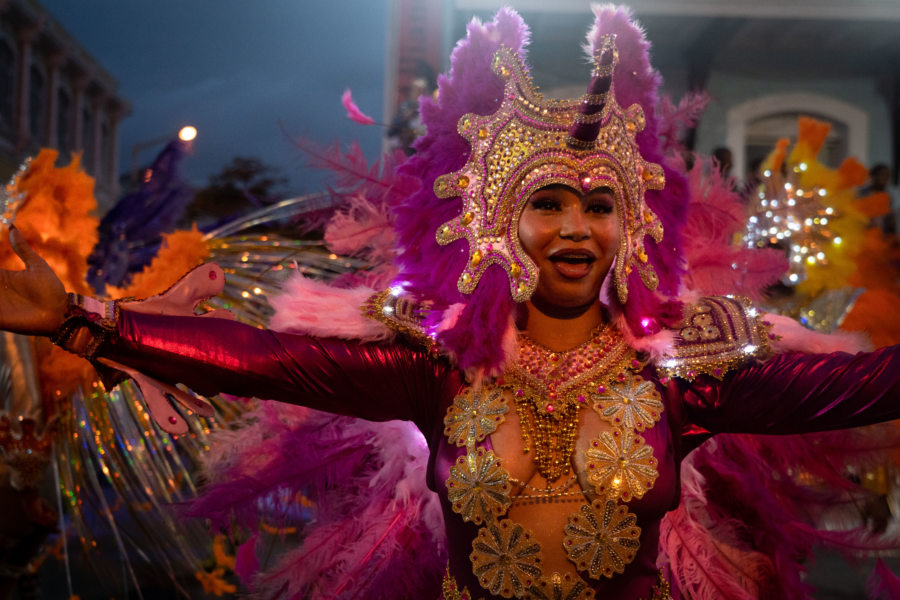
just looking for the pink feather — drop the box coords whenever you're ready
[341,89,376,125]
[867,559,900,599]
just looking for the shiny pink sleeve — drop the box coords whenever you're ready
[682,346,900,434]
[105,309,458,427]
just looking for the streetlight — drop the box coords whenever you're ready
[130,125,198,183]
[178,126,197,142]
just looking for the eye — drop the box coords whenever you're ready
[585,200,614,214]
[528,197,561,211]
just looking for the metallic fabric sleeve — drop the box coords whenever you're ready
[106,309,457,427]
[682,346,900,435]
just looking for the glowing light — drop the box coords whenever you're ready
[241,291,250,298]
[389,285,404,296]
[825,207,834,215]
[834,237,842,245]
[820,218,828,225]
[749,216,758,224]
[804,218,813,226]
[771,200,779,208]
[818,189,827,197]
[382,305,394,315]
[747,307,758,317]
[784,183,793,191]
[765,211,774,218]
[787,199,796,206]
[253,287,262,294]
[793,255,802,263]
[761,200,768,207]
[816,252,825,260]
[789,273,799,282]
[763,169,772,177]
[799,162,808,171]
[806,256,816,265]
[742,344,757,354]
[178,126,197,142]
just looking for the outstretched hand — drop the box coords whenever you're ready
[0,227,67,336]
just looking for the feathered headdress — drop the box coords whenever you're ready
[392,5,688,375]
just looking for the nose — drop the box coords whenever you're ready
[559,205,590,241]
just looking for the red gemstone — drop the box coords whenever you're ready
[577,395,586,403]
[545,403,555,412]
[208,270,217,280]
[168,416,178,424]
[597,385,606,393]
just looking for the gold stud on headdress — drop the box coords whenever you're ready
[434,35,665,304]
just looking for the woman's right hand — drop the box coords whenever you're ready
[0,227,68,336]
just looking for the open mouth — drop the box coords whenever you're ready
[549,250,595,278]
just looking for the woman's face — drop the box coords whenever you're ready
[518,184,619,312]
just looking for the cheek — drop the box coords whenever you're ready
[592,219,620,252]
[516,213,548,262]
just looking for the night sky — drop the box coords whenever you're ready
[39,0,390,194]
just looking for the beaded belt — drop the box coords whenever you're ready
[441,565,673,600]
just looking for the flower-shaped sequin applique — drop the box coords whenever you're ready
[591,372,662,432]
[563,499,641,579]
[470,520,543,598]
[447,447,512,524]
[525,572,595,600]
[444,387,509,447]
[584,429,658,502]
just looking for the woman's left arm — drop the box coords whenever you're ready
[681,345,900,434]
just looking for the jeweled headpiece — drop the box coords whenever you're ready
[433,35,665,304]
[393,6,688,373]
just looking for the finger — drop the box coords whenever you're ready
[9,227,50,272]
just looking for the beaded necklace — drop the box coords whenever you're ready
[442,325,667,598]
[504,324,632,481]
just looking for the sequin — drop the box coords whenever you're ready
[584,430,658,501]
[470,520,543,598]
[444,387,509,447]
[563,500,641,579]
[447,447,512,525]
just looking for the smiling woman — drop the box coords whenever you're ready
[0,5,898,600]
[519,185,620,321]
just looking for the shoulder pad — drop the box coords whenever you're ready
[657,295,774,381]
[362,289,437,350]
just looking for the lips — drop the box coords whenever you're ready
[548,249,596,279]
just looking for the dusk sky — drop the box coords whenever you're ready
[39,0,391,193]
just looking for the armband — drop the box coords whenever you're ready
[50,293,121,359]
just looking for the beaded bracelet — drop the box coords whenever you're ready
[50,293,119,359]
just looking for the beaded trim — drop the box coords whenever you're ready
[657,295,774,381]
[361,289,436,350]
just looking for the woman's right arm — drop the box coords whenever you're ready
[107,308,455,425]
[0,229,456,427]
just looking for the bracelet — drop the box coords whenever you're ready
[50,293,119,359]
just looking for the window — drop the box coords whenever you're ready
[29,64,43,142]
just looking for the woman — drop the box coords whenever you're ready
[0,6,898,600]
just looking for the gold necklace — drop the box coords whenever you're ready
[503,324,633,481]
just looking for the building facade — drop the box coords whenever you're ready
[0,0,128,206]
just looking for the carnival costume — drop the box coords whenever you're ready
[42,5,900,600]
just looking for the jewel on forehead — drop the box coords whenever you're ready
[433,35,666,305]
